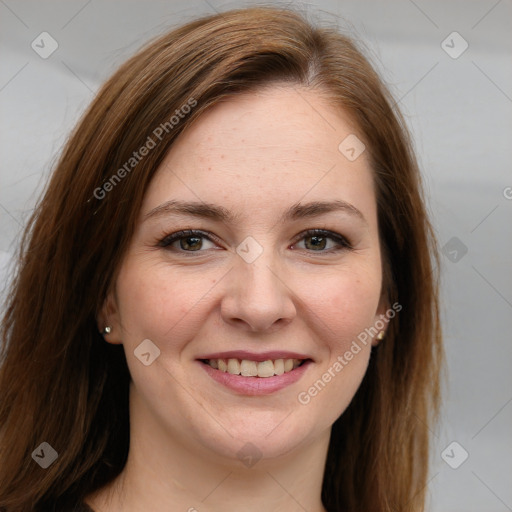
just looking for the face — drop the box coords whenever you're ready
[103,85,388,464]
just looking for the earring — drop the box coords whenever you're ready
[102,326,112,335]
[376,330,385,341]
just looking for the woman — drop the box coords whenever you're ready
[0,6,443,512]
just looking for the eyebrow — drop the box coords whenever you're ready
[144,199,367,225]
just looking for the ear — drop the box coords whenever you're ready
[371,289,390,348]
[97,290,123,345]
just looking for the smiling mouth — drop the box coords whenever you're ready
[199,358,309,378]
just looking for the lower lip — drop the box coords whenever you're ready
[198,360,312,395]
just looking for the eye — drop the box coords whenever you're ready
[158,228,352,255]
[158,230,219,252]
[292,229,352,253]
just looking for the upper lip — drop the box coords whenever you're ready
[197,350,313,362]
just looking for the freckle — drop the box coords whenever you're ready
[220,154,225,159]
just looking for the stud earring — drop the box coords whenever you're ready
[376,330,385,341]
[102,326,112,335]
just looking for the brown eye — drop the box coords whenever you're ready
[294,229,352,253]
[159,230,217,252]
[303,234,328,251]
[178,236,203,251]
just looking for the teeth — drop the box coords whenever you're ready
[227,358,240,374]
[257,360,275,378]
[274,359,284,375]
[206,358,304,377]
[240,360,258,377]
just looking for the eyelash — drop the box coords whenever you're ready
[157,228,353,255]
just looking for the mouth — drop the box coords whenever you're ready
[199,357,309,378]
[196,352,313,395]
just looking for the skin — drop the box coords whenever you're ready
[90,84,388,512]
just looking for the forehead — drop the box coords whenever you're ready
[181,86,361,160]
[143,85,376,225]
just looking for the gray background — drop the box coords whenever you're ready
[1,1,511,510]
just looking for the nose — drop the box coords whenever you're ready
[220,254,297,333]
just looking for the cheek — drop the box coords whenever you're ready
[291,265,379,410]
[116,263,165,338]
[115,259,223,354]
[294,272,376,423]
[299,264,382,344]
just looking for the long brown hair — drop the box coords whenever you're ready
[0,6,443,511]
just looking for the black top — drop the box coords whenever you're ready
[75,504,94,512]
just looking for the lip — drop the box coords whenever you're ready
[197,359,313,396]
[197,350,312,362]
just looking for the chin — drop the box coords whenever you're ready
[193,411,320,465]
